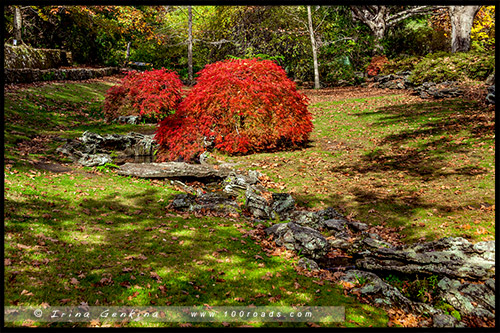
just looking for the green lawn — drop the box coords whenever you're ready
[227,89,495,243]
[4,79,387,328]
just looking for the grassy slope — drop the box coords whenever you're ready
[4,80,386,328]
[227,89,495,243]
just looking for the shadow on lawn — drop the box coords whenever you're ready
[343,98,494,180]
[292,98,494,239]
[5,188,365,324]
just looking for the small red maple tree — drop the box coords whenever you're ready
[366,55,389,77]
[155,58,313,161]
[103,69,183,121]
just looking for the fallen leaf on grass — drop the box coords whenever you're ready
[475,226,489,235]
[150,272,162,281]
[22,319,36,327]
[127,291,140,300]
[21,290,34,296]
[120,281,131,288]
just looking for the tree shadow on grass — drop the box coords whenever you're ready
[341,98,494,180]
[4,188,386,327]
[292,98,494,240]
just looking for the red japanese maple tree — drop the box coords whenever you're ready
[155,58,313,161]
[103,69,183,121]
[366,55,389,77]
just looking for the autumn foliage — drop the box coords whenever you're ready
[366,55,389,77]
[155,58,313,161]
[103,69,183,121]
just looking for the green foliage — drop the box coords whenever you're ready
[353,273,368,286]
[385,274,440,304]
[95,162,119,172]
[318,8,374,85]
[435,300,461,321]
[408,51,495,85]
[228,53,285,66]
[381,55,422,74]
[383,17,450,58]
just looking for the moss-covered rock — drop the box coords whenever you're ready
[4,44,72,69]
[4,67,120,84]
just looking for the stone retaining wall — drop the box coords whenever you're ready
[4,44,72,69]
[4,67,121,84]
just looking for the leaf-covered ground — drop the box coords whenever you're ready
[3,77,495,328]
[227,86,495,243]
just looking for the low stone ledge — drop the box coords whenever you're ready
[4,67,121,84]
[117,161,235,180]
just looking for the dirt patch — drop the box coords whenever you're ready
[34,162,72,173]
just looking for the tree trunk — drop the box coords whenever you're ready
[125,42,131,62]
[371,21,386,55]
[350,6,443,55]
[13,5,23,43]
[187,6,194,85]
[307,6,320,89]
[449,6,481,53]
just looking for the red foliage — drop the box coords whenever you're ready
[155,58,313,161]
[103,69,183,121]
[366,56,389,77]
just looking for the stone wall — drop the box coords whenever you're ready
[4,67,121,84]
[4,44,72,69]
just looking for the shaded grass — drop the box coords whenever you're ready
[4,170,386,328]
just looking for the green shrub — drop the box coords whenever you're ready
[381,55,422,75]
[408,51,495,85]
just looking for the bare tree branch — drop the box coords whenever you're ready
[387,6,446,27]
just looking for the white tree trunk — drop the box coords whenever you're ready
[187,6,194,85]
[449,6,481,53]
[125,42,131,61]
[13,6,23,42]
[307,6,320,89]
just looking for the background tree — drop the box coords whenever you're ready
[350,5,444,54]
[449,5,481,53]
[13,5,23,42]
[307,6,320,89]
[187,6,194,84]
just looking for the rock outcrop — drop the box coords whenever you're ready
[354,237,495,281]
[265,222,330,259]
[486,85,495,104]
[57,131,157,167]
[412,81,464,99]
